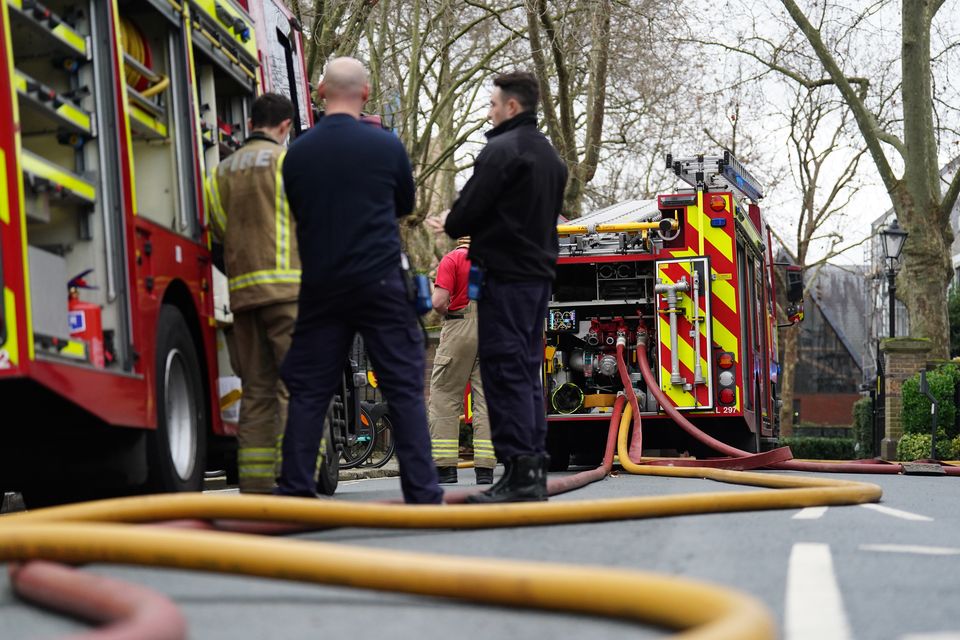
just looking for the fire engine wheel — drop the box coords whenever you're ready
[315,406,339,496]
[148,305,207,493]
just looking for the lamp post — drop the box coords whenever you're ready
[879,219,908,338]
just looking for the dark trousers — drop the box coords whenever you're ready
[277,268,442,504]
[477,276,551,460]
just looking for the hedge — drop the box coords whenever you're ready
[900,363,960,439]
[897,432,960,461]
[851,396,874,458]
[782,436,856,460]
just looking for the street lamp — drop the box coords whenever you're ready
[879,219,908,338]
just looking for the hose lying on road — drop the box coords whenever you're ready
[4,420,882,640]
[4,330,911,640]
[1,518,776,640]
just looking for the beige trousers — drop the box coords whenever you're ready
[428,302,494,468]
[232,301,297,493]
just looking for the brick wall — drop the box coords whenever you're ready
[793,393,860,427]
[879,338,933,459]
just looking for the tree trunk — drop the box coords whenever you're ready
[779,325,799,438]
[896,1,952,358]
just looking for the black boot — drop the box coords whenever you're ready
[475,467,494,485]
[465,455,546,503]
[436,466,458,484]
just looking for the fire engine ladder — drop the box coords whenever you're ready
[665,150,765,204]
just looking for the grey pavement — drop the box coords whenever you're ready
[1,466,958,639]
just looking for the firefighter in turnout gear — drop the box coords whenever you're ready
[207,93,300,494]
[429,237,495,484]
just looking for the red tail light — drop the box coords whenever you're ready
[718,352,734,369]
[719,388,735,405]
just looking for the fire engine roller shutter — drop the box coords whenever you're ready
[655,257,714,410]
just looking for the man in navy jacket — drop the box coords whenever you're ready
[277,57,441,504]
[445,71,568,503]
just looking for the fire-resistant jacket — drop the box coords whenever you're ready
[444,112,567,281]
[207,132,300,312]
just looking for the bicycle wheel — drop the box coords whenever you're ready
[340,404,376,469]
[363,403,396,469]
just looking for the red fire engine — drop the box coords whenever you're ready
[0,0,312,502]
[544,152,804,469]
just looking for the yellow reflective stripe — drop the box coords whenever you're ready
[238,468,276,479]
[129,105,168,138]
[3,288,19,365]
[228,269,301,291]
[207,170,227,235]
[238,449,276,459]
[12,71,26,93]
[274,150,291,270]
[51,23,87,56]
[20,150,95,202]
[431,439,458,443]
[0,151,7,225]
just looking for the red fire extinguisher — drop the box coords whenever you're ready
[67,269,105,368]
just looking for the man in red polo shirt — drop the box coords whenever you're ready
[428,237,495,484]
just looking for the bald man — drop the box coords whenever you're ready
[276,57,442,504]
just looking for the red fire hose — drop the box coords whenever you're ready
[625,326,960,476]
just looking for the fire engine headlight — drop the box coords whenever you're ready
[718,370,734,387]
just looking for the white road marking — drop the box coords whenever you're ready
[793,506,827,519]
[900,633,960,640]
[860,503,933,521]
[861,544,960,556]
[785,543,853,640]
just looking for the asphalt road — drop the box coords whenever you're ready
[1,467,958,639]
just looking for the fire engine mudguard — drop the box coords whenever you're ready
[148,305,207,492]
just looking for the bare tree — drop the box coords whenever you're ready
[526,0,611,217]
[296,0,379,84]
[716,0,960,357]
[776,82,867,437]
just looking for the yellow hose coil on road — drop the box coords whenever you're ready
[0,400,883,639]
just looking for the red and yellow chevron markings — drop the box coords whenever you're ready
[662,197,742,412]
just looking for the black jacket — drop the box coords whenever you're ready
[283,114,415,298]
[445,112,567,281]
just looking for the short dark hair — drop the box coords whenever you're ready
[493,71,540,112]
[251,93,294,128]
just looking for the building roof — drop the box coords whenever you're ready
[806,264,869,371]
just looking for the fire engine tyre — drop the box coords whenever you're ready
[316,408,339,496]
[148,305,207,493]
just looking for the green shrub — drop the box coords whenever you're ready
[851,396,874,458]
[782,436,856,460]
[896,430,959,461]
[900,363,960,439]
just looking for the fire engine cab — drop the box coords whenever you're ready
[0,0,311,502]
[544,152,803,469]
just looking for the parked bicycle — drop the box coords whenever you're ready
[360,401,396,469]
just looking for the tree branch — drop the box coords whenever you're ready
[682,37,871,95]
[779,0,899,195]
[526,2,565,157]
[942,166,960,220]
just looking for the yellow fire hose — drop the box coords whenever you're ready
[0,403,883,639]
